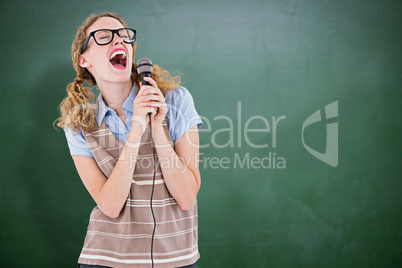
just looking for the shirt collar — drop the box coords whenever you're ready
[96,83,139,127]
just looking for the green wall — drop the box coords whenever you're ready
[1,0,401,267]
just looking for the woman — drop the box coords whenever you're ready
[56,12,202,268]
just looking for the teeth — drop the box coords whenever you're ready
[109,50,126,60]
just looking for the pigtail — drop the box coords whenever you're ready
[55,76,97,132]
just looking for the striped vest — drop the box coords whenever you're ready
[78,119,199,268]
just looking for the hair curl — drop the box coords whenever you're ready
[55,12,181,132]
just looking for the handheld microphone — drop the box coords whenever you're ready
[136,58,153,86]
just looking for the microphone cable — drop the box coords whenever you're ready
[148,113,156,268]
[137,57,156,267]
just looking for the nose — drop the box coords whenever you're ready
[112,33,124,45]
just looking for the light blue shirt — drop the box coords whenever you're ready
[64,84,203,158]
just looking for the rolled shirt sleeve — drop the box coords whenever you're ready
[165,86,203,144]
[64,126,94,158]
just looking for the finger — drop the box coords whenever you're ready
[147,101,167,108]
[142,94,164,103]
[136,83,144,97]
[138,82,154,96]
[140,86,163,97]
[148,107,157,117]
[143,76,158,88]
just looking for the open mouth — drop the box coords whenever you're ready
[109,49,127,69]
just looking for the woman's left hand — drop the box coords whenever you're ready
[139,76,167,127]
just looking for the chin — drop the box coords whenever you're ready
[112,76,132,84]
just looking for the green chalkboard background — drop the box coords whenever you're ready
[1,0,401,267]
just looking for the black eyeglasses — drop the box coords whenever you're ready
[81,28,136,53]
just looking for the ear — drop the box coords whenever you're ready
[79,54,91,68]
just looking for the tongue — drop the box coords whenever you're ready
[112,63,125,68]
[110,54,126,68]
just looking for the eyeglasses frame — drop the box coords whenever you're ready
[81,28,137,53]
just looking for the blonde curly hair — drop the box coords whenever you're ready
[55,12,181,132]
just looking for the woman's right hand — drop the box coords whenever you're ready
[132,82,157,135]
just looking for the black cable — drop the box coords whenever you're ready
[149,113,156,268]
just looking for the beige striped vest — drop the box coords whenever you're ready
[78,119,199,268]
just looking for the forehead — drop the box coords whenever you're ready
[87,17,125,33]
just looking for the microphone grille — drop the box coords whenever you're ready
[136,58,153,74]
